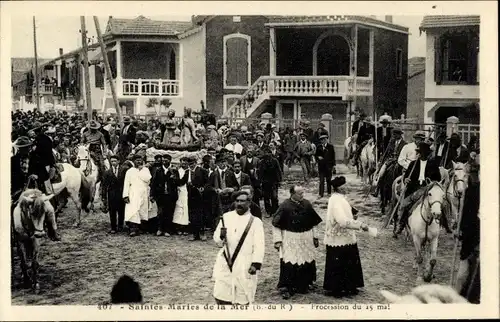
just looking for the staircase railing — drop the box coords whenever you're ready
[223,75,370,119]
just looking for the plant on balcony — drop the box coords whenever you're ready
[146,98,159,108]
[159,98,172,115]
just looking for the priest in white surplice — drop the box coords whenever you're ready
[212,190,265,305]
[123,155,152,237]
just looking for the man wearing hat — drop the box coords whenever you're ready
[432,132,449,167]
[186,156,210,241]
[118,116,137,161]
[352,113,375,166]
[376,115,393,159]
[394,141,447,237]
[315,133,336,198]
[224,133,244,158]
[351,112,367,137]
[28,121,56,195]
[82,120,108,185]
[294,132,315,183]
[11,136,33,199]
[442,133,469,169]
[397,130,426,171]
[258,146,282,217]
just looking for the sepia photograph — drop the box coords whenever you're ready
[1,1,498,320]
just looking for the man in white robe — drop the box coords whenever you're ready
[213,191,265,305]
[123,155,152,237]
[398,131,426,170]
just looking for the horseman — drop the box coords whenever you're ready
[394,141,451,238]
[432,132,449,167]
[82,120,108,183]
[397,130,426,171]
[376,115,393,160]
[12,136,61,241]
[27,121,56,195]
[372,127,405,195]
[118,116,137,163]
[352,114,375,166]
[442,133,469,169]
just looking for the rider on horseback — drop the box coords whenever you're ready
[372,127,405,196]
[82,120,108,184]
[394,141,451,237]
[14,136,61,241]
[352,113,376,166]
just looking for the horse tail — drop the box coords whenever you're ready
[79,174,91,213]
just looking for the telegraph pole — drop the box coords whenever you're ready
[93,16,123,125]
[80,17,93,124]
[33,16,40,110]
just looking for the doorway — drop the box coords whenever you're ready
[314,34,351,76]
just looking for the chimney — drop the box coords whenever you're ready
[59,48,63,56]
[385,15,393,23]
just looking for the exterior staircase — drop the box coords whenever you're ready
[222,75,373,119]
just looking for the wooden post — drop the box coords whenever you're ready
[93,16,123,126]
[33,17,40,111]
[80,17,93,125]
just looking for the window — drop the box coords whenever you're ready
[223,34,251,89]
[94,64,104,89]
[396,48,403,79]
[223,94,241,114]
[435,31,479,85]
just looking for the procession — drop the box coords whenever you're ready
[9,14,482,307]
[10,106,480,304]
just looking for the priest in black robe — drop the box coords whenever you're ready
[272,185,323,299]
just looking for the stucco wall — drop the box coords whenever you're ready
[372,28,408,119]
[205,16,270,116]
[407,71,425,123]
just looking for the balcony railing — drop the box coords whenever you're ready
[32,84,54,95]
[224,75,373,118]
[121,79,180,97]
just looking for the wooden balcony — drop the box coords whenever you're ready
[224,75,373,118]
[108,79,180,97]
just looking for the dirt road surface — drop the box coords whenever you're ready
[11,165,457,305]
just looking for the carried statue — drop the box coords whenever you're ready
[180,107,198,145]
[162,109,178,144]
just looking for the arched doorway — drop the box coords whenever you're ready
[314,33,351,76]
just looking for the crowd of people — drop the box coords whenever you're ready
[10,107,480,304]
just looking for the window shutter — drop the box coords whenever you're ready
[467,32,478,85]
[94,65,104,88]
[434,36,442,84]
[225,36,250,87]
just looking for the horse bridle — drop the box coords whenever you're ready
[77,147,93,177]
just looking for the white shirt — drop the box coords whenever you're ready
[234,171,241,185]
[398,142,418,170]
[225,142,243,155]
[437,144,445,157]
[418,160,427,184]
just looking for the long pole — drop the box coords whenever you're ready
[449,194,465,286]
[93,16,123,126]
[80,17,93,125]
[33,16,40,111]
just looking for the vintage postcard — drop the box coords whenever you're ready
[1,1,498,320]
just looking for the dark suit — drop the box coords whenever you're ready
[376,126,393,158]
[404,158,441,197]
[432,141,449,167]
[100,128,112,148]
[102,165,127,231]
[150,166,188,234]
[120,124,137,145]
[270,149,285,173]
[240,155,261,204]
[356,123,376,145]
[315,143,336,197]
[258,156,282,216]
[225,170,252,190]
[28,133,55,193]
[351,119,363,136]
[188,166,209,238]
[444,144,469,169]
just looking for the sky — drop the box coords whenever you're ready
[10,15,426,59]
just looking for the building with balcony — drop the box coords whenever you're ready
[221,15,409,126]
[419,15,480,124]
[97,15,408,121]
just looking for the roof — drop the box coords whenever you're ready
[104,16,194,38]
[266,15,409,33]
[11,57,51,71]
[408,57,425,78]
[420,15,480,30]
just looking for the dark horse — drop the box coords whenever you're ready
[379,161,404,222]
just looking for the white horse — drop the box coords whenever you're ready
[75,144,103,213]
[360,138,376,185]
[407,180,447,284]
[443,162,469,229]
[343,134,358,173]
[51,163,92,227]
